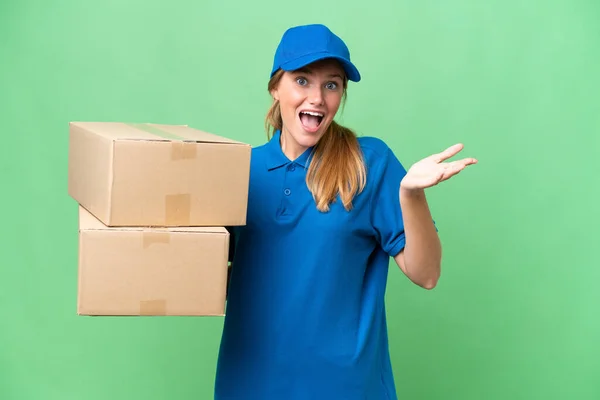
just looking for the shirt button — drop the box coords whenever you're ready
[284,188,291,196]
[287,164,296,171]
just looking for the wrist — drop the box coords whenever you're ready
[400,185,427,209]
[400,184,425,199]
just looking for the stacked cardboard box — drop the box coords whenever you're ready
[67,122,251,316]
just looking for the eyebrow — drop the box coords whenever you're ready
[295,67,344,80]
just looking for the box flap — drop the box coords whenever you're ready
[69,122,249,145]
[78,206,228,234]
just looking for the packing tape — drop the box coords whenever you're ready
[165,193,191,225]
[170,141,197,160]
[140,299,167,316]
[128,122,185,140]
[142,232,170,248]
[140,234,169,316]
[127,123,197,160]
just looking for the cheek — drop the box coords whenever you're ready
[286,90,305,106]
[280,91,304,116]
[280,100,297,121]
[325,93,343,115]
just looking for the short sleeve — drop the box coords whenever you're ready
[369,143,408,257]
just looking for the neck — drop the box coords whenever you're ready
[279,128,307,161]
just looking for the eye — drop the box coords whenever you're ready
[296,77,308,86]
[325,82,338,90]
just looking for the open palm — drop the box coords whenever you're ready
[401,144,478,191]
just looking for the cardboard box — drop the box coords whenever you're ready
[77,206,229,316]
[68,121,251,227]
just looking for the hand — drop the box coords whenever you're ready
[400,143,478,191]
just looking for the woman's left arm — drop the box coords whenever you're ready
[394,143,478,289]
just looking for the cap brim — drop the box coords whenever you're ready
[279,53,361,82]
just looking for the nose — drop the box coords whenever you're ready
[308,85,324,106]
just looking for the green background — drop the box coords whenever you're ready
[1,0,599,399]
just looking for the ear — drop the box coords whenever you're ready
[270,87,279,101]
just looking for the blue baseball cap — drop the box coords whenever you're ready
[270,24,361,82]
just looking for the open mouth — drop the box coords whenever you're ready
[299,111,324,132]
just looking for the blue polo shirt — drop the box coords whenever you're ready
[215,130,408,400]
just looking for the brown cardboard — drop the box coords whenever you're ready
[68,122,251,227]
[77,206,229,316]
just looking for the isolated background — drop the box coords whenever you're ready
[1,0,599,399]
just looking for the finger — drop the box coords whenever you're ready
[441,159,476,180]
[454,157,478,166]
[440,166,464,182]
[434,143,464,163]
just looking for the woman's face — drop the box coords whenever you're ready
[271,59,345,160]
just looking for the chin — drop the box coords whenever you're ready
[295,120,330,145]
[293,130,321,149]
[295,130,323,147]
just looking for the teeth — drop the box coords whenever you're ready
[301,111,324,117]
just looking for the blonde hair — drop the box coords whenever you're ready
[265,69,367,212]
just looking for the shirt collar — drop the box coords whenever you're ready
[265,129,313,171]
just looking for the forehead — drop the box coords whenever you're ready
[293,59,345,79]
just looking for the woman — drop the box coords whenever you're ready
[215,24,477,399]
